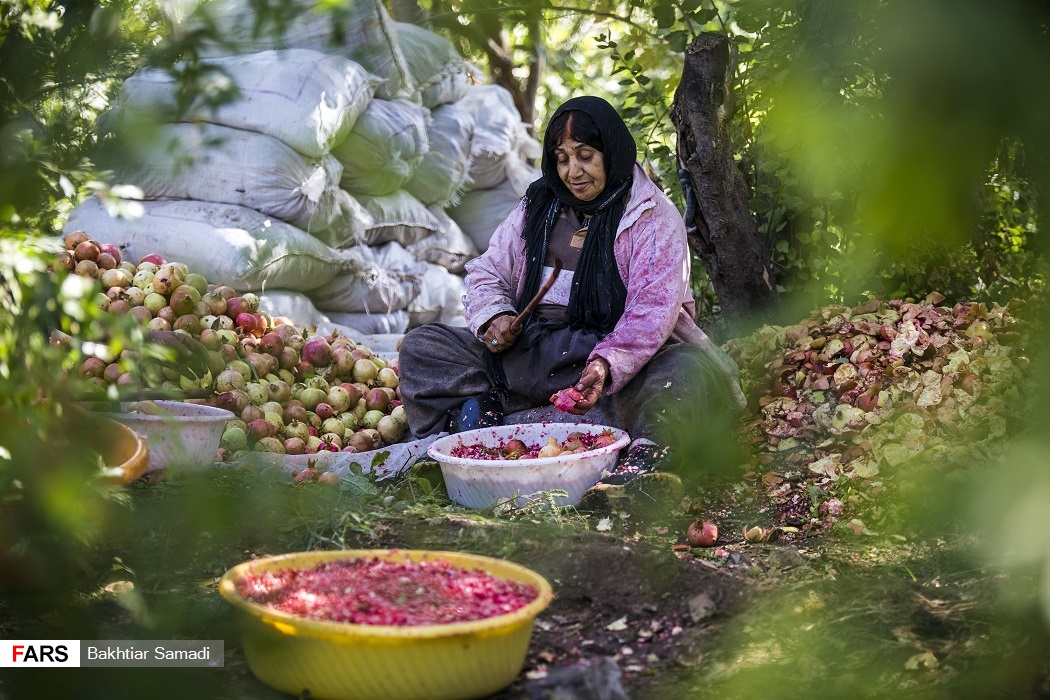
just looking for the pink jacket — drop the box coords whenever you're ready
[465,164,744,405]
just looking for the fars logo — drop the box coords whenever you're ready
[0,640,81,667]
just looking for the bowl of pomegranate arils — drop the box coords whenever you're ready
[219,549,553,700]
[428,423,630,509]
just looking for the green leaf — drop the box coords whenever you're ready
[340,473,379,498]
[667,30,689,53]
[654,0,676,28]
[694,8,719,23]
[370,450,391,469]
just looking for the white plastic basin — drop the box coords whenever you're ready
[99,400,234,475]
[427,423,630,509]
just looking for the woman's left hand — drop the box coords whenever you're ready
[569,358,609,415]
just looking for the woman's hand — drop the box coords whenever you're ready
[568,357,609,415]
[482,313,521,354]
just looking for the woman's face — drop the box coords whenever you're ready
[555,139,606,202]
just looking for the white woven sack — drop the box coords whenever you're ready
[64,197,348,292]
[456,85,540,190]
[405,207,477,274]
[331,98,428,197]
[258,290,331,328]
[312,189,374,248]
[100,49,378,158]
[406,102,476,207]
[106,122,345,233]
[325,309,410,335]
[186,0,414,100]
[357,190,442,247]
[394,22,478,109]
[308,242,425,313]
[407,262,467,328]
[369,239,420,270]
[447,162,538,252]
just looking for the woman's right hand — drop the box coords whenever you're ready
[482,313,520,354]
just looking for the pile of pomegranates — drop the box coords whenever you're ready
[57,231,409,460]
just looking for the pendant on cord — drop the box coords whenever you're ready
[570,217,591,249]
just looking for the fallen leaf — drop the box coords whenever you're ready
[606,617,629,631]
[904,650,939,671]
[761,471,785,487]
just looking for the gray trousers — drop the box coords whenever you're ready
[398,323,737,447]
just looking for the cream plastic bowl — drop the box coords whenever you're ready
[99,400,233,475]
[428,423,630,509]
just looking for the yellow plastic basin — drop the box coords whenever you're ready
[219,549,554,700]
[85,409,150,485]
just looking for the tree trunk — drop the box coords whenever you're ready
[671,32,779,330]
[390,0,424,24]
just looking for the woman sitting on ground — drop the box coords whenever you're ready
[398,95,745,509]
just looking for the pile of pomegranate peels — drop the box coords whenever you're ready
[236,557,538,626]
[724,294,1032,527]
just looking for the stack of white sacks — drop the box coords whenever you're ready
[65,0,539,335]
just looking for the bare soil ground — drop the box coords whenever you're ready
[3,467,1050,700]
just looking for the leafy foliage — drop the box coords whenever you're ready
[0,0,169,231]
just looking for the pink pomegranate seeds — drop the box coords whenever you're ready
[449,430,618,460]
[236,557,538,626]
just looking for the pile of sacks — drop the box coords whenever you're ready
[65,0,539,335]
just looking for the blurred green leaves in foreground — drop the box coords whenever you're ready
[1,0,1050,697]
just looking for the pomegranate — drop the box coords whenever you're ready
[57,250,76,272]
[550,387,584,413]
[302,337,333,367]
[99,243,122,264]
[248,418,274,442]
[75,259,99,277]
[235,313,259,334]
[64,230,90,250]
[225,297,250,318]
[352,358,378,383]
[74,240,101,262]
[259,332,284,357]
[293,466,320,484]
[364,388,390,412]
[284,437,307,455]
[96,252,117,270]
[687,520,718,548]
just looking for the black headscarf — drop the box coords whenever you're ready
[519,96,636,335]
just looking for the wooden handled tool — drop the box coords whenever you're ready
[509,258,563,333]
